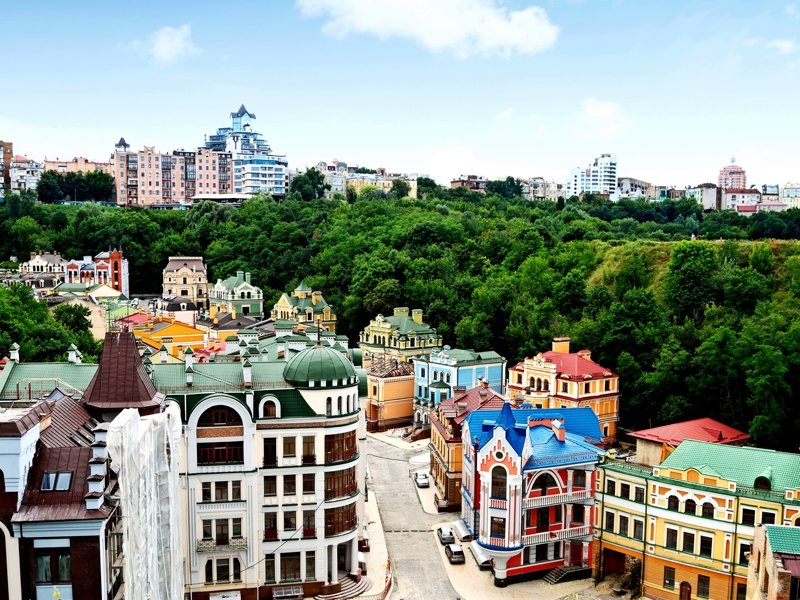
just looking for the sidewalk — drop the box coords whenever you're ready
[362,471,390,591]
[366,430,429,451]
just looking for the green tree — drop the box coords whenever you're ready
[749,243,774,276]
[663,242,719,323]
[389,179,411,199]
[53,302,92,334]
[486,176,523,200]
[290,168,330,201]
[37,170,64,203]
[416,176,440,197]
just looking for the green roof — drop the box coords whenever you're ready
[54,282,88,292]
[151,361,289,392]
[660,440,800,492]
[416,347,505,365]
[765,525,800,554]
[0,362,99,401]
[295,280,311,292]
[430,380,451,389]
[274,320,294,329]
[238,329,258,335]
[283,346,355,388]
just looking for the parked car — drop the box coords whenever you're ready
[414,472,429,488]
[445,544,465,564]
[436,526,455,545]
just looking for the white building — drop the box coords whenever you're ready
[566,153,618,199]
[685,184,720,211]
[9,155,43,192]
[316,160,352,198]
[205,105,289,198]
[617,177,651,199]
[522,177,565,201]
[723,188,762,210]
[782,183,800,209]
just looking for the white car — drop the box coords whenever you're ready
[414,472,430,488]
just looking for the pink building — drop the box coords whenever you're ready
[718,161,747,189]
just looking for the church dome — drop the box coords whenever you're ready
[283,345,356,388]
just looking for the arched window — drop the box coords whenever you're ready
[536,378,542,391]
[326,398,332,417]
[198,406,242,427]
[491,466,507,499]
[754,476,771,491]
[337,396,342,414]
[702,502,715,518]
[534,473,557,494]
[261,399,279,419]
[543,380,550,391]
[667,496,680,511]
[684,499,697,515]
[529,377,535,388]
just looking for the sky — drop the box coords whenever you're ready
[2,0,799,187]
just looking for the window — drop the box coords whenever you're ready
[205,560,213,584]
[284,475,296,495]
[605,511,615,532]
[604,379,611,391]
[198,406,243,427]
[41,472,72,491]
[202,519,213,539]
[283,437,296,457]
[739,542,751,565]
[697,575,710,599]
[553,505,562,523]
[281,552,301,582]
[666,528,678,549]
[284,511,297,531]
[561,382,568,393]
[490,516,505,537]
[264,476,277,496]
[572,504,585,524]
[685,499,696,515]
[573,471,586,488]
[620,483,630,499]
[635,486,645,503]
[303,510,315,536]
[762,511,776,525]
[699,535,713,557]
[633,519,644,541]
[742,508,756,526]
[231,480,241,500]
[682,531,695,553]
[264,554,276,583]
[232,518,242,538]
[264,438,277,467]
[702,502,715,518]
[667,496,679,511]
[306,551,316,580]
[535,473,556,493]
[262,400,278,418]
[663,566,675,589]
[303,473,315,494]
[605,479,616,496]
[584,383,590,394]
[491,466,507,499]
[618,515,629,536]
[197,442,243,465]
[264,512,277,540]
[215,481,228,501]
[736,583,747,600]
[202,481,212,501]
[303,436,315,462]
[35,549,71,584]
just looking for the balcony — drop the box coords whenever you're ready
[196,537,248,552]
[302,454,316,466]
[263,457,278,468]
[522,525,591,546]
[524,489,591,509]
[302,528,316,539]
[488,498,508,509]
[263,529,278,541]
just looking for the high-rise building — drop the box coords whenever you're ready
[0,140,12,190]
[204,105,288,198]
[718,159,746,189]
[566,153,618,199]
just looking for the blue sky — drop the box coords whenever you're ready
[2,0,798,187]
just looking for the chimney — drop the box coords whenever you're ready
[393,307,409,318]
[231,305,237,320]
[312,291,321,305]
[159,344,168,363]
[185,364,194,386]
[236,270,244,282]
[245,272,251,284]
[479,377,489,390]
[552,337,571,354]
[67,343,81,364]
[184,346,194,369]
[30,251,36,260]
[577,349,591,361]
[412,309,423,324]
[552,419,566,442]
[9,342,20,363]
[242,358,252,388]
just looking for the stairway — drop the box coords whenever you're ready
[315,575,373,600]
[543,565,592,585]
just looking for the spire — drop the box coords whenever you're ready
[494,401,516,432]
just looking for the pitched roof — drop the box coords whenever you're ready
[231,104,255,118]
[40,397,98,448]
[541,350,616,380]
[629,418,749,446]
[766,525,800,555]
[660,440,800,492]
[163,256,206,273]
[439,385,508,425]
[464,406,602,448]
[82,332,161,414]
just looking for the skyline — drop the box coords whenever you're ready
[2,0,799,188]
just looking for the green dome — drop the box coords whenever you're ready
[283,345,356,388]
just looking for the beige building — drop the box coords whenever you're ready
[44,156,112,174]
[346,174,417,198]
[358,307,443,368]
[365,359,415,431]
[162,256,210,309]
[747,525,800,600]
[271,281,337,332]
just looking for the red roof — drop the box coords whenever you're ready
[629,417,749,446]
[116,312,149,325]
[541,351,616,380]
[439,385,509,426]
[725,188,760,195]
[736,205,758,213]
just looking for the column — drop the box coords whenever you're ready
[350,536,359,575]
[582,541,589,567]
[567,469,574,493]
[330,544,339,584]
[323,543,330,584]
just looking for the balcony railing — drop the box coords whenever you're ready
[263,457,278,468]
[488,498,508,509]
[324,486,358,502]
[302,454,316,465]
[196,537,248,552]
[524,489,590,509]
[302,528,316,539]
[325,519,358,537]
[263,529,278,541]
[522,525,591,546]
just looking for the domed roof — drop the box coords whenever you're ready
[283,345,356,388]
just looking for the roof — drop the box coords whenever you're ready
[40,397,99,448]
[217,273,257,291]
[659,439,800,492]
[231,104,255,118]
[294,280,311,292]
[766,525,800,555]
[629,418,749,446]
[439,385,508,426]
[163,256,206,273]
[725,188,761,194]
[0,362,99,403]
[417,347,505,366]
[82,332,161,414]
[367,359,415,378]
[541,350,616,380]
[283,345,355,388]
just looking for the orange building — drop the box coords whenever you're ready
[44,156,113,174]
[365,359,415,431]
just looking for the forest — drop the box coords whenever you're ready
[1,184,800,450]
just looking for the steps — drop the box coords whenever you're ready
[543,565,592,585]
[315,575,373,600]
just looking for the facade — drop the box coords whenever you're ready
[724,188,762,210]
[450,175,488,194]
[9,155,43,192]
[413,346,506,424]
[43,157,113,175]
[345,174,418,199]
[719,161,747,189]
[686,184,722,211]
[736,201,789,216]
[19,251,66,276]
[462,403,603,586]
[154,296,198,326]
[747,525,800,600]
[64,249,129,297]
[628,417,748,466]
[204,105,288,198]
[162,256,210,308]
[507,338,619,444]
[271,281,337,332]
[782,183,800,210]
[566,154,618,199]
[365,359,415,431]
[428,382,508,512]
[594,440,800,600]
[521,177,565,201]
[617,177,651,199]
[152,343,366,599]
[358,307,443,369]
[210,271,264,318]
[0,140,11,190]
[316,160,354,197]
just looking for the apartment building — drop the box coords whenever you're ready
[781,184,800,210]
[566,154,618,199]
[9,155,43,192]
[43,156,112,175]
[522,177,565,201]
[719,161,747,189]
[450,175,488,194]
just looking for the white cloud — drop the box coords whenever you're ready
[786,3,799,18]
[132,24,200,64]
[767,39,798,55]
[296,0,559,58]
[572,98,632,138]
[496,107,514,120]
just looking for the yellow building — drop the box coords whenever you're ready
[358,307,442,369]
[364,359,415,431]
[507,337,619,444]
[271,281,337,332]
[133,318,208,357]
[594,440,800,600]
[345,175,417,199]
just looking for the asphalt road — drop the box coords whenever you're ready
[366,436,460,600]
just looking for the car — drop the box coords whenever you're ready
[414,472,429,488]
[444,543,465,564]
[436,526,455,545]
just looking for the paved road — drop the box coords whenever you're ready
[366,436,459,600]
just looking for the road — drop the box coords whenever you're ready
[366,436,460,600]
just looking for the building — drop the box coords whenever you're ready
[43,156,113,175]
[428,381,509,512]
[413,346,506,424]
[686,184,722,211]
[719,160,747,189]
[594,440,800,600]
[736,202,789,216]
[345,173,418,199]
[450,175,488,194]
[365,358,415,431]
[271,281,337,333]
[462,403,604,586]
[358,307,443,369]
[566,154,618,199]
[628,417,749,466]
[9,155,43,192]
[19,251,66,276]
[204,105,288,198]
[507,338,619,444]
[724,188,762,210]
[154,296,199,326]
[210,271,264,318]
[315,160,354,197]
[64,249,129,297]
[521,177,565,201]
[762,185,781,202]
[0,141,13,190]
[617,177,651,199]
[781,183,800,210]
[747,525,800,600]
[162,256,210,309]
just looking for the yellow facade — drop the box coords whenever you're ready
[134,319,208,357]
[365,373,414,429]
[428,414,463,510]
[346,177,418,199]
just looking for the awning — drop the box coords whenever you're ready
[469,540,492,567]
[452,519,472,541]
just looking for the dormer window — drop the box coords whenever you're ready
[41,472,72,491]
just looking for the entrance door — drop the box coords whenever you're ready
[679,581,692,600]
[570,541,583,566]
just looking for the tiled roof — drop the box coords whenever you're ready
[541,351,616,380]
[660,440,800,491]
[0,362,98,402]
[629,418,748,445]
[417,347,504,365]
[163,257,206,272]
[440,386,507,425]
[725,188,760,194]
[766,525,800,555]
[40,397,98,448]
[464,406,602,447]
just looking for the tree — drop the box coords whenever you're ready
[416,176,440,197]
[390,179,411,199]
[289,168,330,201]
[37,170,64,203]
[663,242,719,323]
[53,302,92,334]
[486,176,523,200]
[749,243,774,276]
